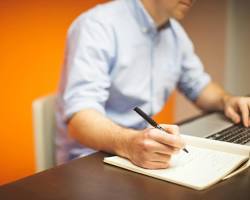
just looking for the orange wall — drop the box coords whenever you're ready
[0,0,174,185]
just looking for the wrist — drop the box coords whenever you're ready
[221,93,232,111]
[114,128,137,159]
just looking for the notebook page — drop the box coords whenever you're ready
[104,145,248,190]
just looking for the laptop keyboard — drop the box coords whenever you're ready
[206,124,250,145]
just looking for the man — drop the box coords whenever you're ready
[56,0,250,169]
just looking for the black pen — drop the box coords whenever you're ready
[134,106,189,153]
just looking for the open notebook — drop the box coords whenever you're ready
[104,135,250,190]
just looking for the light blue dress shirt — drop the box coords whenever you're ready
[56,0,211,164]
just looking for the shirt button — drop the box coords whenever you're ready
[142,27,148,33]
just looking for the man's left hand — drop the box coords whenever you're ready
[223,96,250,127]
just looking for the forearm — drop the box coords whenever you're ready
[195,82,231,111]
[68,109,137,158]
[67,109,186,169]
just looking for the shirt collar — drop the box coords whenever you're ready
[128,0,171,34]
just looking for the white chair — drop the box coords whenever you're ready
[32,94,56,172]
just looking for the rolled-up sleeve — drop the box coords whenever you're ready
[60,15,115,122]
[177,34,211,101]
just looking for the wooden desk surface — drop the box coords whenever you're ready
[0,152,250,200]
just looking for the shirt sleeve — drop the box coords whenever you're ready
[177,30,211,101]
[60,14,115,122]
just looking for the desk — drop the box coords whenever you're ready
[0,151,250,200]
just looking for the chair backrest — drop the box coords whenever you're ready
[32,94,56,172]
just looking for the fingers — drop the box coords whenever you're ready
[130,137,172,169]
[224,97,250,127]
[240,104,249,127]
[249,102,250,125]
[133,145,171,169]
[128,125,186,170]
[160,124,179,135]
[149,152,171,162]
[147,128,186,149]
[238,101,249,127]
[136,160,170,169]
[225,106,241,124]
[142,139,179,155]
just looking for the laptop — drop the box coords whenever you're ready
[179,112,250,146]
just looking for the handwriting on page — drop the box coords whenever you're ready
[152,145,247,186]
[104,139,250,189]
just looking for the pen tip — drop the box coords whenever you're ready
[184,148,189,153]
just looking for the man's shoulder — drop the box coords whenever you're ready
[70,0,128,29]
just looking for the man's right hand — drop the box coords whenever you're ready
[68,110,185,169]
[124,124,185,169]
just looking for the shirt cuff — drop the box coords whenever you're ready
[188,75,211,101]
[63,100,106,122]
